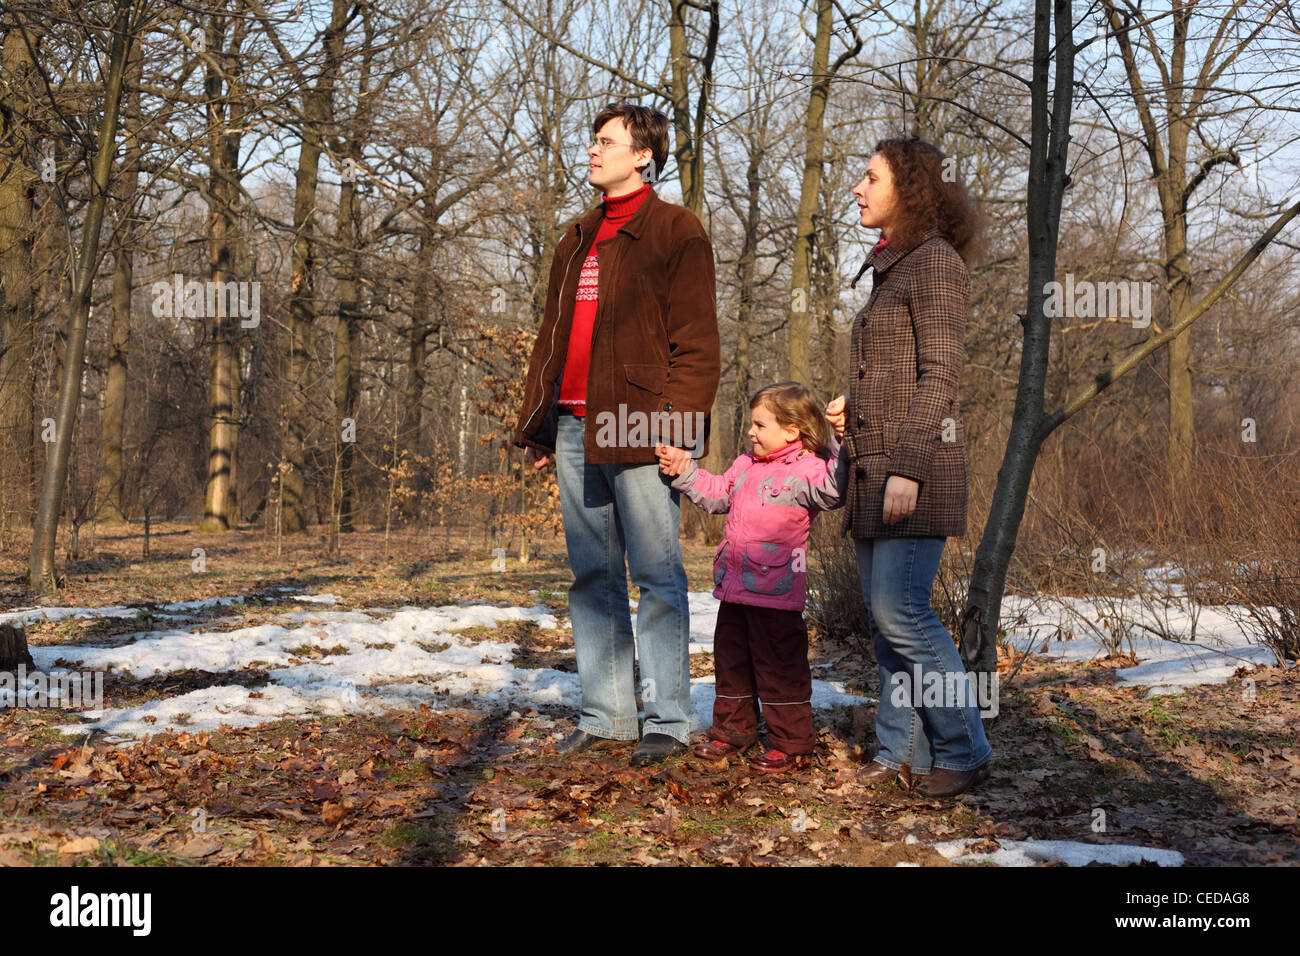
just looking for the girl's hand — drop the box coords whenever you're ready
[825,395,846,439]
[655,441,692,476]
[882,474,919,525]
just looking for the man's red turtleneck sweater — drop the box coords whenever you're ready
[558,183,650,416]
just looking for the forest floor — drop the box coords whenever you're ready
[0,521,1296,866]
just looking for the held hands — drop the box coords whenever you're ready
[525,446,550,469]
[655,441,692,477]
[825,395,846,439]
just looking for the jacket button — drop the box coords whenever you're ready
[856,466,865,477]
[662,402,672,411]
[856,415,864,426]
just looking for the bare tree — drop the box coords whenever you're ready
[1103,0,1291,499]
[27,0,144,591]
[787,0,865,383]
[0,11,42,530]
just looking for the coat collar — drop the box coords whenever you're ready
[849,227,942,289]
[575,185,658,240]
[754,440,808,464]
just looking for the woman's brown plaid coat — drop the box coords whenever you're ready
[840,230,970,539]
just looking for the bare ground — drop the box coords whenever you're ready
[0,521,1296,866]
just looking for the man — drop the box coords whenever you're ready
[513,102,719,767]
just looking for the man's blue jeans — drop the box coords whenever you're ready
[854,536,992,773]
[554,412,692,744]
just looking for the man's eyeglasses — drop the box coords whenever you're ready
[589,137,637,154]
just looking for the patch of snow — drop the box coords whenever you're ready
[43,601,562,739]
[932,837,1184,867]
[157,596,246,616]
[1000,594,1279,694]
[0,605,140,627]
[38,593,869,743]
[0,594,247,628]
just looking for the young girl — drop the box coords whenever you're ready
[654,382,849,773]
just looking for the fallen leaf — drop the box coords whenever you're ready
[175,835,221,859]
[57,836,100,855]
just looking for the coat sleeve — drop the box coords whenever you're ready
[790,438,850,511]
[513,228,572,452]
[670,454,745,514]
[887,243,969,488]
[661,218,720,443]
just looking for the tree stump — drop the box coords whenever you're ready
[0,623,37,672]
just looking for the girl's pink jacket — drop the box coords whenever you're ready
[670,438,850,611]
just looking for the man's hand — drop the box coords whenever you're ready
[882,474,919,525]
[525,446,551,469]
[825,394,846,439]
[654,441,692,477]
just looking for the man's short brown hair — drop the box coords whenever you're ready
[592,102,669,183]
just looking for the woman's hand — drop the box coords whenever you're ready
[655,442,692,476]
[882,474,919,525]
[525,446,550,469]
[825,395,846,438]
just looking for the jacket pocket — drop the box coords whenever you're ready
[625,363,667,394]
[741,541,794,596]
[713,541,728,587]
[847,419,900,459]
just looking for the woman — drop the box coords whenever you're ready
[825,136,991,797]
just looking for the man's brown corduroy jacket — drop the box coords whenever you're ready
[513,187,720,464]
[841,231,971,539]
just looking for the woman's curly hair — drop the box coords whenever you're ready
[874,135,984,265]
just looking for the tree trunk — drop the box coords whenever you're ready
[732,147,760,451]
[28,0,137,593]
[0,623,36,671]
[333,174,361,531]
[96,42,142,524]
[201,11,246,532]
[400,243,432,516]
[667,0,720,540]
[788,0,834,384]
[281,0,349,534]
[958,0,1075,684]
[0,20,40,529]
[666,0,718,217]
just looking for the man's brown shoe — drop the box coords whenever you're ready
[691,739,755,762]
[914,762,991,797]
[749,749,811,774]
[857,759,900,789]
[554,729,623,755]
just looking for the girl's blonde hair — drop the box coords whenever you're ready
[750,382,833,458]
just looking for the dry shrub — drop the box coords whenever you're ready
[1177,446,1300,665]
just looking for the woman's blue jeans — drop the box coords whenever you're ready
[854,536,992,773]
[553,412,692,744]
